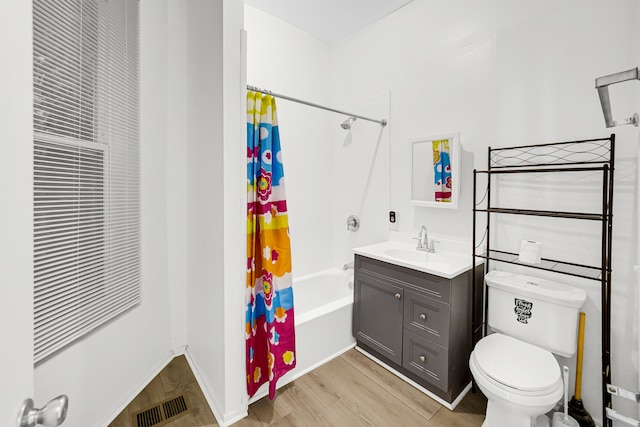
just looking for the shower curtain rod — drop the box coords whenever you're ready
[247,84,387,127]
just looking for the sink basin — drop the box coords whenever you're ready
[383,248,446,264]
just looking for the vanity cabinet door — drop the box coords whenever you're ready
[353,273,404,365]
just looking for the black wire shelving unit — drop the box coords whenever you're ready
[471,134,615,426]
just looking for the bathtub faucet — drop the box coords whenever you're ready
[343,261,354,270]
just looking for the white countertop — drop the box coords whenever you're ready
[353,232,482,279]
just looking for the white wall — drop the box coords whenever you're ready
[13,1,640,425]
[3,1,244,425]
[331,0,640,423]
[185,0,246,424]
[221,0,249,421]
[245,7,390,277]
[330,93,391,266]
[29,1,248,425]
[249,0,640,423]
[245,7,335,277]
[166,0,189,351]
[184,0,225,420]
[34,1,176,425]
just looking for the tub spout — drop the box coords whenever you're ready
[343,261,354,270]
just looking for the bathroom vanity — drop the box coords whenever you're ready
[352,236,483,407]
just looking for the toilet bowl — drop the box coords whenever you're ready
[470,333,563,427]
[470,271,586,427]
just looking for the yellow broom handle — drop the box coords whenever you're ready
[575,312,586,400]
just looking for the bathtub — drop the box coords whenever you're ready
[248,267,356,402]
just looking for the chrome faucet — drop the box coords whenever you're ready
[414,225,438,253]
[343,261,354,270]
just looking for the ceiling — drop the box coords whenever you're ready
[244,0,415,44]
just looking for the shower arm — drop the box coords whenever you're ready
[595,67,640,128]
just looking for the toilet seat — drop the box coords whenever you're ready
[473,333,561,395]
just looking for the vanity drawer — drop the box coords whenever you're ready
[355,255,450,303]
[403,290,450,347]
[402,330,448,392]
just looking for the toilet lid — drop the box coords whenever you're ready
[474,333,560,392]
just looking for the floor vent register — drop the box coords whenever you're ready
[133,394,191,427]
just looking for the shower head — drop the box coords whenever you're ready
[341,117,356,130]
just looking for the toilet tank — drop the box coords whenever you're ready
[485,270,587,357]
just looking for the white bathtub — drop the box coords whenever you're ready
[294,268,354,325]
[248,267,356,402]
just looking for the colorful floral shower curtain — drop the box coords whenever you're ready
[245,91,296,399]
[433,139,452,202]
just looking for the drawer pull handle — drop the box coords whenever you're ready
[394,293,401,300]
[419,355,426,363]
[419,313,427,321]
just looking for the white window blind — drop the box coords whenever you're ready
[33,0,140,363]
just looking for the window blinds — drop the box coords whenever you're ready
[33,0,140,363]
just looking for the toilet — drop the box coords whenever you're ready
[469,270,587,427]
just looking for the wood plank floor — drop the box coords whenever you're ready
[109,355,218,427]
[110,349,487,427]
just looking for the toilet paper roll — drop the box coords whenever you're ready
[519,240,542,264]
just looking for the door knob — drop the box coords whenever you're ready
[18,395,69,427]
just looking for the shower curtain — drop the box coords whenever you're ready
[245,91,296,399]
[433,139,452,202]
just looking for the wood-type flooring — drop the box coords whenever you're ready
[110,349,487,427]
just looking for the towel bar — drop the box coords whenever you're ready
[606,408,640,426]
[606,385,640,426]
[595,67,640,128]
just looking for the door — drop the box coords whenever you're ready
[353,273,404,365]
[1,1,35,425]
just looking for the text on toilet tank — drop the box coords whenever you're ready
[514,298,533,323]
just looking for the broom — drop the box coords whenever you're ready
[568,312,595,427]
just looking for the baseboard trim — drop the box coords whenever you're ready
[105,343,358,427]
[179,346,248,427]
[104,350,175,426]
[355,346,471,411]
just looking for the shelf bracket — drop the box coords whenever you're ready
[608,384,640,403]
[595,67,640,128]
[606,408,640,426]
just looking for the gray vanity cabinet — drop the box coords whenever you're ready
[353,254,483,404]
